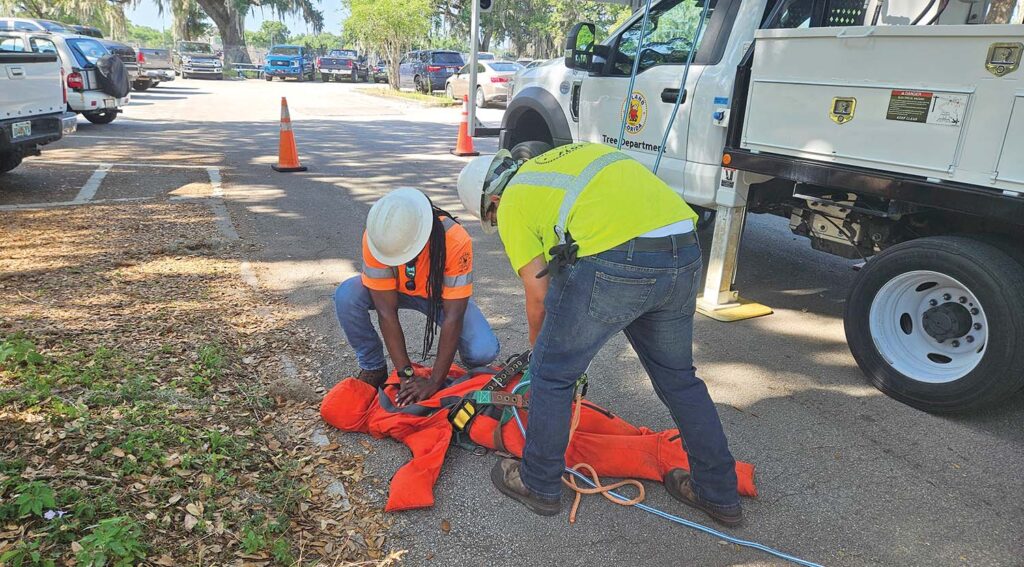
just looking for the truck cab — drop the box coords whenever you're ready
[500,0,1024,412]
[263,45,315,82]
[173,41,222,80]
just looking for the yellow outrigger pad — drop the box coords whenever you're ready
[696,297,773,322]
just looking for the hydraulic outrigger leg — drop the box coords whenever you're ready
[696,168,773,322]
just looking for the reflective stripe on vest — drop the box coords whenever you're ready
[505,151,632,243]
[363,265,398,280]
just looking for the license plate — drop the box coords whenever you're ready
[104,99,115,108]
[12,121,30,139]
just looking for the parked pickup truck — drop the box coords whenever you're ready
[99,39,140,87]
[263,45,315,82]
[0,32,76,174]
[134,47,175,91]
[173,40,222,79]
[316,49,368,82]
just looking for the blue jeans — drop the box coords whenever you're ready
[333,276,500,370]
[520,239,740,507]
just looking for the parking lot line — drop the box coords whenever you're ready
[0,197,154,212]
[73,164,112,204]
[207,167,223,197]
[31,160,218,170]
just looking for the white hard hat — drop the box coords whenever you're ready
[457,150,519,234]
[366,187,433,266]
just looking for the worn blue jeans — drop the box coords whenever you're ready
[520,239,740,508]
[333,275,500,371]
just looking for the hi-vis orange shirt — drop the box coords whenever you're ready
[361,217,474,300]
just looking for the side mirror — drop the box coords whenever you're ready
[564,22,596,71]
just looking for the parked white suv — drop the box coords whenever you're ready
[25,32,130,125]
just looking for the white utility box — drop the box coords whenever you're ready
[741,25,1024,192]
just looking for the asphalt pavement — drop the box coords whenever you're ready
[11,78,1023,566]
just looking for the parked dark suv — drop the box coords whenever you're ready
[398,50,464,93]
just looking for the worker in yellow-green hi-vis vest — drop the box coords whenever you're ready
[457,142,742,526]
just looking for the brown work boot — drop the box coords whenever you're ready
[355,367,387,388]
[664,468,743,527]
[490,458,561,517]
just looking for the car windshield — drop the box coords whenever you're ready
[478,53,495,60]
[431,52,463,65]
[329,50,357,58]
[67,37,108,67]
[270,46,302,56]
[179,42,212,53]
[487,62,519,72]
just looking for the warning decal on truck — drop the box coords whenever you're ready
[886,90,967,126]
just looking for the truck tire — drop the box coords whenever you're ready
[265,75,272,82]
[84,110,117,125]
[844,235,1024,412]
[152,81,160,88]
[476,87,488,109]
[414,75,429,94]
[0,151,23,174]
[133,81,150,92]
[509,141,552,161]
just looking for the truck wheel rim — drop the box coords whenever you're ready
[869,270,988,384]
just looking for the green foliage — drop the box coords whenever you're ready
[246,20,291,48]
[188,343,224,395]
[290,32,347,53]
[125,23,174,48]
[0,334,45,367]
[75,517,147,567]
[0,539,55,567]
[344,0,433,88]
[14,482,56,519]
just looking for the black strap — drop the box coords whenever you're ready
[537,232,578,279]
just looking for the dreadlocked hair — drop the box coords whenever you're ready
[421,203,460,359]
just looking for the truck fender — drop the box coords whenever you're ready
[499,86,573,151]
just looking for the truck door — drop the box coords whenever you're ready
[578,0,721,188]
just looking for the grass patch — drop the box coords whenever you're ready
[361,87,460,107]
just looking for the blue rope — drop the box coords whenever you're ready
[507,380,823,567]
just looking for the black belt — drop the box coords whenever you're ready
[612,231,697,252]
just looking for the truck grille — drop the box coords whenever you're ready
[270,60,291,67]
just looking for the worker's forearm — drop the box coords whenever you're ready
[526,300,545,346]
[377,312,411,370]
[430,317,463,383]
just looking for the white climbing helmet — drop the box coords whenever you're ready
[365,187,433,266]
[457,149,519,234]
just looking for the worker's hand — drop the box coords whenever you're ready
[395,376,443,406]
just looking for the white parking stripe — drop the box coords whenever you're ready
[0,197,153,212]
[207,167,223,197]
[31,160,217,170]
[73,164,112,203]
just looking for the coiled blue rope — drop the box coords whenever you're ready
[507,379,823,567]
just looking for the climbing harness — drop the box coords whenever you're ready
[449,350,532,432]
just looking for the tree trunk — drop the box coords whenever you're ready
[387,45,402,90]
[195,0,252,65]
[481,29,493,53]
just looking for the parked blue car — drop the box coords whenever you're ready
[263,45,315,81]
[398,50,464,93]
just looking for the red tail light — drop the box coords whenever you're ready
[426,65,442,72]
[137,51,145,63]
[67,71,84,90]
[61,67,67,103]
[345,60,352,68]
[490,75,510,83]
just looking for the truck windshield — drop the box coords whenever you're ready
[488,62,520,72]
[179,42,213,53]
[67,37,108,67]
[270,46,302,56]
[610,0,717,76]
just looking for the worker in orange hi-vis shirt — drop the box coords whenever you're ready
[334,188,500,405]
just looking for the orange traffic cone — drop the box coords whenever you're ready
[272,97,307,172]
[451,95,479,157]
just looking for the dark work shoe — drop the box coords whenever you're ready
[356,367,387,388]
[490,458,561,517]
[664,468,743,527]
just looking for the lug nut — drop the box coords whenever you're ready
[951,340,960,347]
[929,299,938,306]
[974,323,982,330]
[959,296,967,303]
[970,308,979,315]
[943,293,952,301]
[965,335,975,344]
